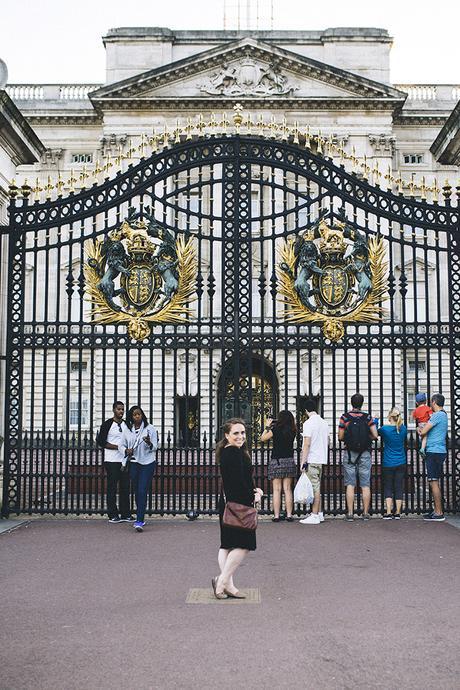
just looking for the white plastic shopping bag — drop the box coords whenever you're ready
[293,472,314,505]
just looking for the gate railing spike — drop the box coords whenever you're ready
[32,176,43,202]
[431,178,440,203]
[45,175,54,200]
[7,109,455,207]
[79,166,89,189]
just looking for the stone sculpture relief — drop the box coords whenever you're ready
[200,58,298,97]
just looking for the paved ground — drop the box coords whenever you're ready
[1,516,460,690]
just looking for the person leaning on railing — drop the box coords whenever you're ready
[378,408,407,520]
[260,411,297,522]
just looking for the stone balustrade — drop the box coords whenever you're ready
[395,84,460,101]
[5,84,101,100]
[4,82,460,103]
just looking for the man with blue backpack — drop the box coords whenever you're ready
[338,393,378,521]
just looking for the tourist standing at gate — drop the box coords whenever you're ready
[121,406,158,533]
[213,418,263,599]
[378,408,407,519]
[97,401,132,523]
[260,411,297,522]
[338,393,378,521]
[299,399,330,525]
[419,393,448,522]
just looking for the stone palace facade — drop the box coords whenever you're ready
[0,26,459,443]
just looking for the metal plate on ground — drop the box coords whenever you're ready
[186,588,261,604]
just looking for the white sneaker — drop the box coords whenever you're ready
[318,512,325,523]
[299,514,321,525]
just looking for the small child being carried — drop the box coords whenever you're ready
[411,392,431,457]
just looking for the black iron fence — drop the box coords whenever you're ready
[15,430,455,516]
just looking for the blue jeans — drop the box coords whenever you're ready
[129,461,157,522]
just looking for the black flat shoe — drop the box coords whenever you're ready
[286,516,294,522]
[271,517,280,522]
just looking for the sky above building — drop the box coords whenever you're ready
[1,0,459,84]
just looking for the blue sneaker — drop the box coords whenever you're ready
[133,521,145,532]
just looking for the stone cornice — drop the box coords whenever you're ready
[0,90,45,165]
[393,114,448,126]
[103,27,392,44]
[91,38,405,103]
[430,100,460,165]
[92,96,402,112]
[25,113,103,126]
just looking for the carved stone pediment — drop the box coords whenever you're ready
[200,58,297,97]
[90,38,406,108]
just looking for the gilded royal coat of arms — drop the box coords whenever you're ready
[84,207,196,341]
[277,212,388,342]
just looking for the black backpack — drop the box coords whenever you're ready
[343,413,371,462]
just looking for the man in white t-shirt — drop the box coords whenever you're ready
[97,401,132,523]
[299,399,329,525]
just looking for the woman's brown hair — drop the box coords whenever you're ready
[215,418,251,464]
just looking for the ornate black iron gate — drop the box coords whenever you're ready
[2,132,459,516]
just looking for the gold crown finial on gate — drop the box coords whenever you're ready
[233,103,243,130]
[9,110,457,206]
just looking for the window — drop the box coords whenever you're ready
[403,225,425,240]
[404,278,428,322]
[70,361,88,373]
[408,360,426,373]
[403,154,424,164]
[407,390,416,417]
[188,194,199,230]
[71,153,93,164]
[175,396,199,447]
[69,393,89,428]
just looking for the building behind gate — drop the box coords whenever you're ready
[0,26,459,516]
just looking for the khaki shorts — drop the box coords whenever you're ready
[307,464,323,493]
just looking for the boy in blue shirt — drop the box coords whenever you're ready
[419,393,448,521]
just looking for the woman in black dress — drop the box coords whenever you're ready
[213,418,263,600]
[260,410,297,522]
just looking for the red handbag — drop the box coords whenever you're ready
[223,501,258,531]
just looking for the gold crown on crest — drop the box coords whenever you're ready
[126,232,155,259]
[318,219,347,256]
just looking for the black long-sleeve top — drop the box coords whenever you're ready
[220,445,255,507]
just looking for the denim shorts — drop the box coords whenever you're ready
[425,453,446,481]
[343,450,372,488]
